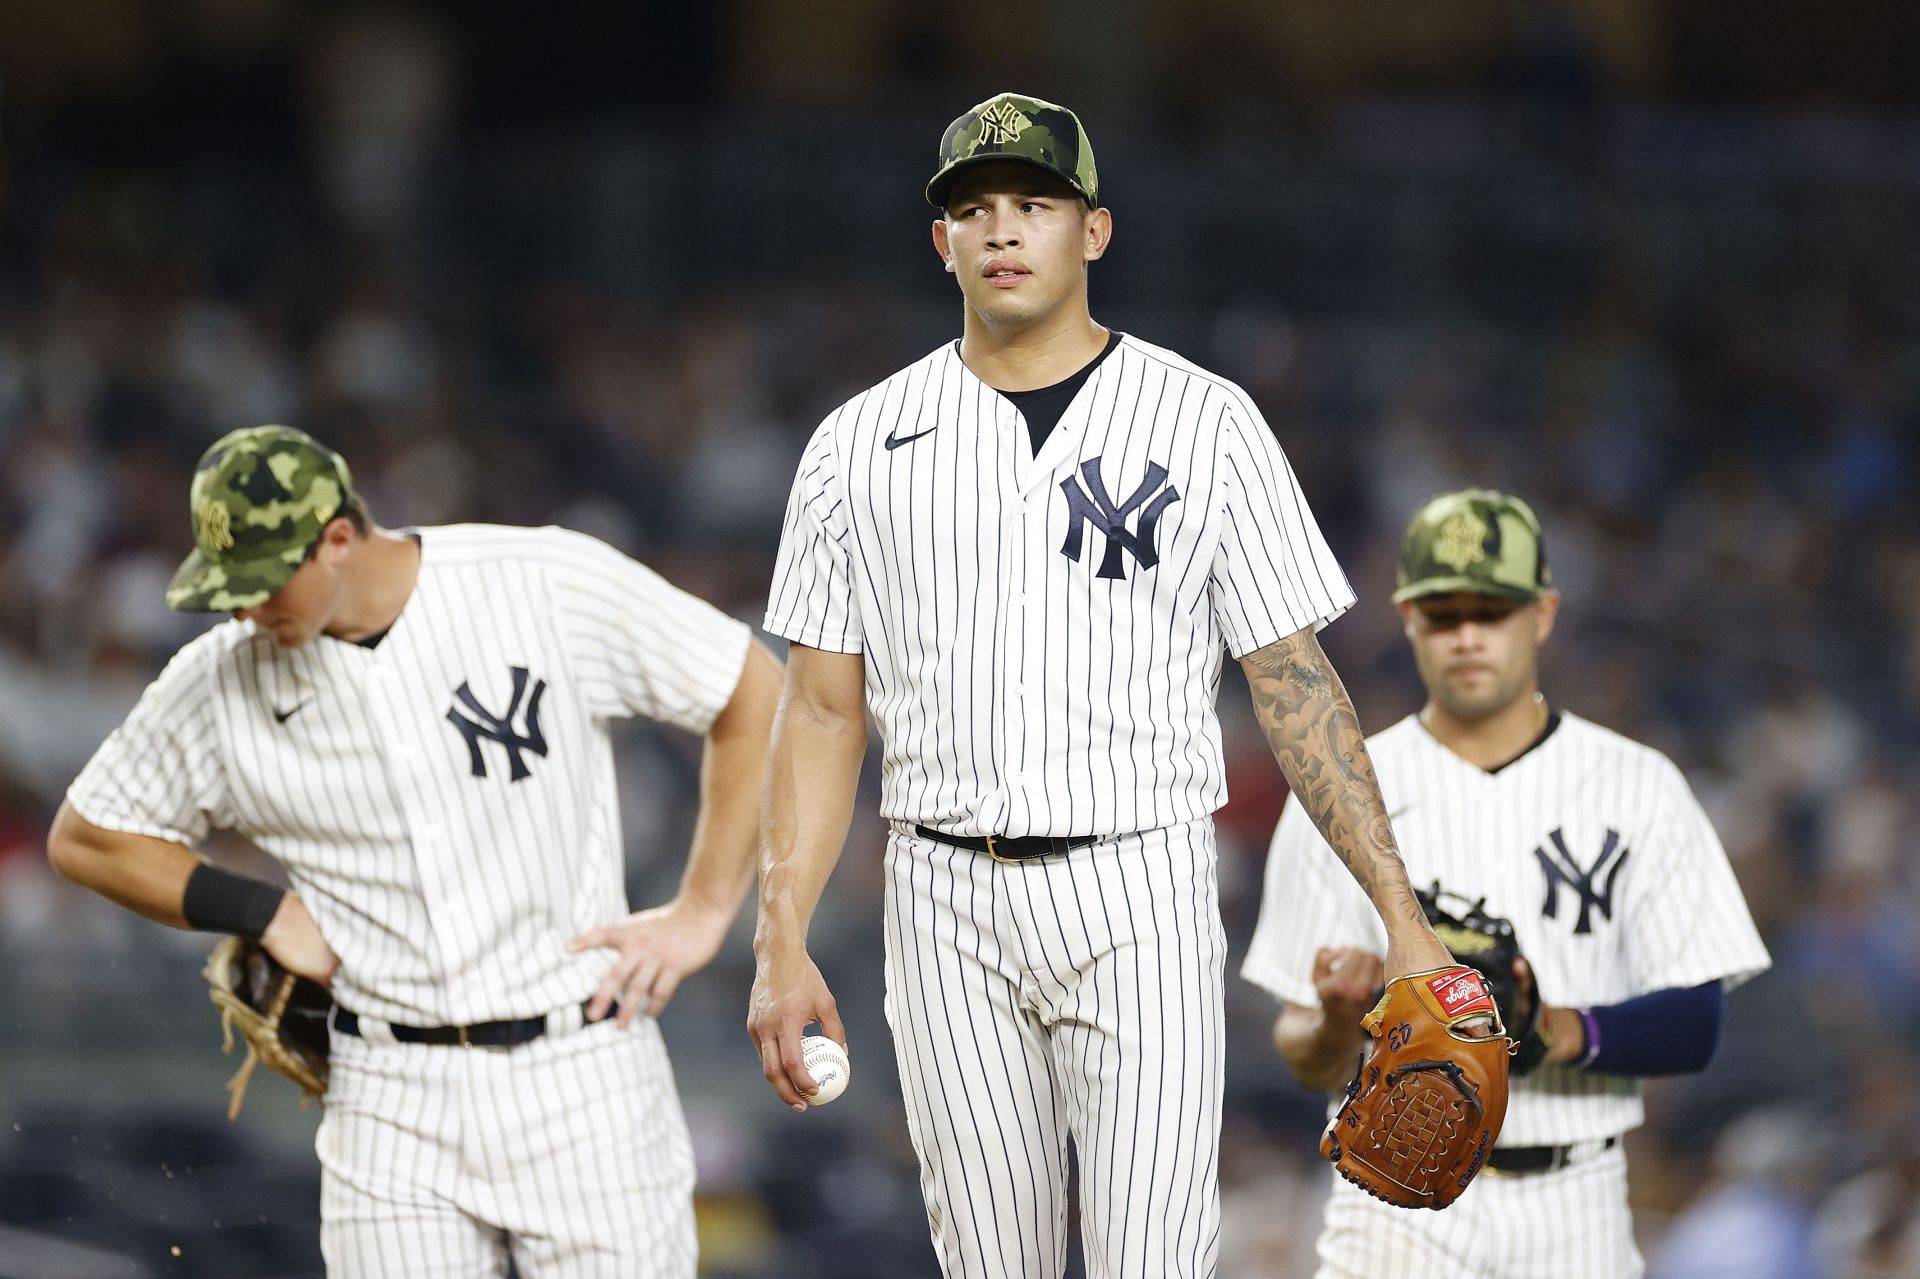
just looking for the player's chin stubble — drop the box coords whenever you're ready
[965,274,1065,328]
[1435,671,1524,723]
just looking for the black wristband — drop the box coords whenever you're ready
[182,862,287,938]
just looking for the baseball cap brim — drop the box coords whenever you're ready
[925,154,1097,210]
[1391,575,1546,605]
[166,546,300,613]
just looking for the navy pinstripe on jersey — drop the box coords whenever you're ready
[67,524,752,1028]
[68,520,745,1276]
[770,331,1348,1279]
[766,334,1355,839]
[1244,711,1771,1147]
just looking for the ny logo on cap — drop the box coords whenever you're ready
[1059,458,1182,580]
[195,500,235,553]
[977,101,1030,145]
[1433,510,1489,571]
[447,666,549,781]
[1534,827,1630,934]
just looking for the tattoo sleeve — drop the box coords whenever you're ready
[1241,628,1426,933]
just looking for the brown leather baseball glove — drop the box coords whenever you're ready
[1416,882,1552,1075]
[1319,964,1513,1209]
[203,936,333,1120]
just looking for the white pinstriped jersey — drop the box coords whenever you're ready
[68,523,751,1028]
[766,334,1355,838]
[1244,711,1771,1146]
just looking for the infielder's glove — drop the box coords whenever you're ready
[1320,965,1513,1209]
[203,936,333,1120]
[1416,882,1551,1075]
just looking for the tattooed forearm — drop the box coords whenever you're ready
[1242,628,1425,933]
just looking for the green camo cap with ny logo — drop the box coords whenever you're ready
[166,425,355,613]
[926,91,1100,210]
[1393,489,1552,603]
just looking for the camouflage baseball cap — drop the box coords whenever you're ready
[166,425,356,612]
[1393,489,1552,604]
[926,91,1100,210]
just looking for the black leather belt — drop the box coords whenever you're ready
[1487,1135,1617,1175]
[914,826,1101,863]
[333,1001,597,1049]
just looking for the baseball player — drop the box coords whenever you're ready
[46,425,783,1277]
[746,92,1463,1278]
[1244,489,1773,1279]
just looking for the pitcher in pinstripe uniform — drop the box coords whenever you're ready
[48,425,784,1277]
[746,92,1465,1279]
[1244,490,1771,1279]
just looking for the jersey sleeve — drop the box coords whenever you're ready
[1207,399,1356,658]
[765,417,863,654]
[66,638,232,848]
[1621,761,1772,993]
[1242,796,1382,1005]
[547,530,752,734]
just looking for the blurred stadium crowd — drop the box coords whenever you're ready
[1,4,1917,1277]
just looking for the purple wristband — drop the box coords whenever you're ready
[1575,1008,1602,1069]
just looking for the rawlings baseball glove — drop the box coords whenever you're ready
[203,936,333,1120]
[1320,965,1513,1209]
[1416,881,1551,1074]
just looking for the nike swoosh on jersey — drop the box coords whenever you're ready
[884,427,937,451]
[1388,802,1417,821]
[273,698,315,724]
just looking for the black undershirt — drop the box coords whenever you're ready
[1485,709,1563,775]
[996,329,1123,456]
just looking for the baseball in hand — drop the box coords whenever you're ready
[800,1035,850,1106]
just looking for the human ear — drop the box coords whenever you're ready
[1083,207,1113,262]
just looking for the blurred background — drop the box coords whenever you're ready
[0,1,1916,1276]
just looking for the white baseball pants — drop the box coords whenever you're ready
[882,820,1227,1278]
[1316,1140,1640,1278]
[317,1014,696,1277]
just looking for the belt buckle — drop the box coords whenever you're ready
[984,834,1016,864]
[457,1024,473,1049]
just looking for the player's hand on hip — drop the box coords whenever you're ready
[1311,947,1384,1027]
[746,950,845,1112]
[569,897,731,1027]
[260,893,340,987]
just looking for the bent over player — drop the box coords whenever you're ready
[1245,489,1771,1278]
[48,425,782,1277]
[747,92,1465,1278]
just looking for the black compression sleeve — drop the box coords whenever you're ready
[181,862,286,938]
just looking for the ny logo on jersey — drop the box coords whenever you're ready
[1534,827,1630,934]
[1059,458,1182,580]
[446,666,549,781]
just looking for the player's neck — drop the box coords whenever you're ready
[325,529,422,644]
[1420,690,1550,772]
[959,308,1108,392]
